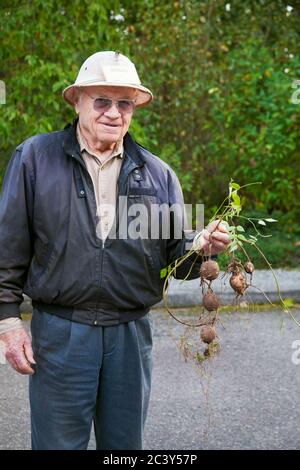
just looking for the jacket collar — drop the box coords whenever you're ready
[123,133,146,168]
[63,118,146,169]
[62,117,82,162]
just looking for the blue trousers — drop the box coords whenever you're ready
[29,309,153,450]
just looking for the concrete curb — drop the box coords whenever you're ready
[154,269,300,308]
[20,269,300,313]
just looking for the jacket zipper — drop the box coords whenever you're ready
[71,151,140,290]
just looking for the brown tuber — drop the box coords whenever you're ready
[244,261,254,274]
[201,325,216,344]
[200,260,220,281]
[230,271,247,295]
[202,289,221,311]
[227,259,240,274]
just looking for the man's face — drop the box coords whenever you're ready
[75,86,136,147]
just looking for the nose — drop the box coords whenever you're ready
[104,102,121,119]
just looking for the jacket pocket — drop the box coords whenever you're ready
[28,242,57,288]
[128,187,157,196]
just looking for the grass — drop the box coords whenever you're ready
[21,312,32,321]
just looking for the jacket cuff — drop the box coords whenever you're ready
[0,303,21,320]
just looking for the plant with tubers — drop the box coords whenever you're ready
[163,180,295,365]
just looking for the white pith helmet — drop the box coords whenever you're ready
[62,51,153,107]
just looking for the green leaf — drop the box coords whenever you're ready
[232,193,241,206]
[283,298,294,308]
[229,243,238,252]
[237,234,248,241]
[160,268,167,278]
[258,220,266,226]
[232,205,242,215]
[230,182,241,190]
[236,225,245,232]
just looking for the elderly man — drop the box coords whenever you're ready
[0,51,229,450]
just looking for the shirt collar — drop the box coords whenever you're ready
[76,123,124,160]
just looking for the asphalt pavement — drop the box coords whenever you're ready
[1,307,300,450]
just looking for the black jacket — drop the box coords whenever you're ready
[0,120,201,325]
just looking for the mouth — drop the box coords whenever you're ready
[99,122,120,129]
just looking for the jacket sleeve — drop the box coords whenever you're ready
[166,168,202,280]
[0,144,34,320]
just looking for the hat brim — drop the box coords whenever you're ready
[62,81,153,108]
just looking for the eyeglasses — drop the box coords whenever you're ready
[83,91,135,114]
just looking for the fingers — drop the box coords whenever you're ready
[6,349,35,375]
[207,219,229,233]
[24,339,36,365]
[202,240,227,255]
[201,227,230,255]
[217,224,229,233]
[211,240,228,252]
[198,219,230,255]
[204,220,230,242]
[1,328,36,375]
[210,231,230,244]
[202,230,229,245]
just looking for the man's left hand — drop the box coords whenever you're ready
[199,220,230,256]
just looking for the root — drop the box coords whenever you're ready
[247,283,275,307]
[165,305,217,328]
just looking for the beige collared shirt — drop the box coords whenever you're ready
[76,125,124,242]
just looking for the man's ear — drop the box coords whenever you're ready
[74,89,81,114]
[74,100,80,114]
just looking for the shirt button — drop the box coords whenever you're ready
[101,194,106,199]
[94,320,98,325]
[80,190,85,196]
[134,169,139,174]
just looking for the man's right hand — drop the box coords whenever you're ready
[0,328,36,375]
